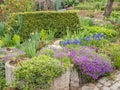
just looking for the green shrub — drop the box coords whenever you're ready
[5,11,80,40]
[94,2,101,10]
[102,44,120,69]
[83,26,117,40]
[79,17,94,26]
[14,55,67,90]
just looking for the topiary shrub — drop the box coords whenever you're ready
[14,55,69,90]
[5,11,80,40]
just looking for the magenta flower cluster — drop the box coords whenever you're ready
[68,47,112,80]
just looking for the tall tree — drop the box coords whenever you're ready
[104,0,114,18]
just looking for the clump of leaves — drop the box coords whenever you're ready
[14,55,66,90]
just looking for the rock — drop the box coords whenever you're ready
[96,83,103,88]
[70,69,80,90]
[102,86,110,90]
[81,85,93,90]
[81,86,90,90]
[50,69,70,90]
[104,81,111,87]
[110,82,119,90]
[88,83,95,87]
[116,74,120,81]
[98,77,108,84]
[47,45,62,49]
[53,40,62,46]
[93,86,99,90]
[5,61,16,85]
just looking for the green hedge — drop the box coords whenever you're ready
[5,11,80,40]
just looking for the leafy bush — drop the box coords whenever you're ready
[1,34,21,47]
[68,47,112,81]
[0,61,6,90]
[94,2,101,10]
[79,17,94,26]
[2,34,13,47]
[102,44,120,69]
[83,26,117,40]
[14,55,67,90]
[5,11,80,40]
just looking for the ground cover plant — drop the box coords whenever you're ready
[14,55,69,90]
[39,46,112,83]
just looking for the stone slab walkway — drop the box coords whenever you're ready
[79,70,120,90]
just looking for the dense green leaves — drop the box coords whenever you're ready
[6,11,80,40]
[14,55,67,90]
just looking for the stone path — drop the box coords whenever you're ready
[80,70,120,90]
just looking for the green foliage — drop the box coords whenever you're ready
[74,5,94,10]
[94,2,101,10]
[102,44,120,69]
[5,11,80,40]
[83,26,117,40]
[21,32,40,58]
[21,40,37,58]
[12,34,21,48]
[40,29,46,41]
[1,33,21,47]
[0,61,6,90]
[0,22,4,37]
[3,0,34,13]
[0,39,4,48]
[14,55,66,90]
[64,0,79,7]
[46,29,55,41]
[79,17,94,26]
[2,33,13,47]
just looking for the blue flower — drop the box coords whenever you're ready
[66,40,73,44]
[93,34,101,40]
[73,39,81,44]
[84,36,90,41]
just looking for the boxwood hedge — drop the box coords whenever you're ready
[5,11,80,40]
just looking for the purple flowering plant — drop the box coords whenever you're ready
[39,47,71,68]
[40,46,112,81]
[68,47,112,81]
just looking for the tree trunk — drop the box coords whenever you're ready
[104,0,114,18]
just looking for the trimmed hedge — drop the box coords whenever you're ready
[5,11,80,40]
